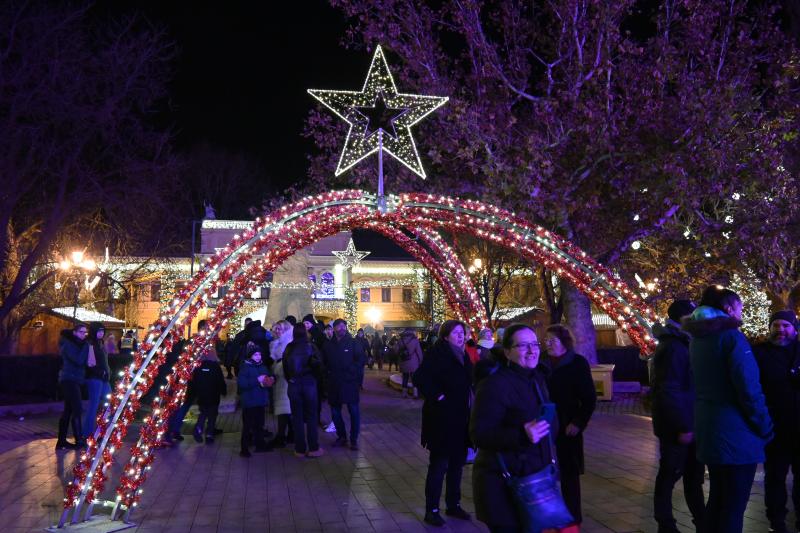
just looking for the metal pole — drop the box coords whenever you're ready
[377,131,386,214]
[188,220,198,338]
[72,277,79,320]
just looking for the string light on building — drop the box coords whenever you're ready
[332,238,370,270]
[308,45,448,178]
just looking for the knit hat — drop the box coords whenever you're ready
[302,314,315,325]
[89,322,105,336]
[284,315,297,326]
[769,310,798,328]
[667,300,697,322]
[246,342,261,358]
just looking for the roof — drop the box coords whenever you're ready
[50,307,125,324]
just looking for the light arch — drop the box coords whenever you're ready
[58,190,655,527]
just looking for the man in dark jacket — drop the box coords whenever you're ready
[189,350,227,444]
[683,286,773,533]
[56,323,90,449]
[226,317,252,378]
[754,310,800,533]
[322,319,366,450]
[650,299,705,533]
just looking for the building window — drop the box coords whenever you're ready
[308,273,317,285]
[381,287,391,302]
[402,288,413,303]
[320,272,335,298]
[150,283,161,302]
[260,286,270,299]
[360,288,371,302]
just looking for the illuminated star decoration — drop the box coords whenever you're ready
[308,45,448,178]
[332,238,370,270]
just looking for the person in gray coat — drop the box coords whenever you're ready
[398,328,423,398]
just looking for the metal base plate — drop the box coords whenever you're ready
[46,517,135,532]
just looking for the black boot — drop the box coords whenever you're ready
[72,417,86,448]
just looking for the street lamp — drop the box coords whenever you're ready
[60,250,97,319]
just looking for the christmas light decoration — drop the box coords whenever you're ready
[344,287,358,333]
[332,238,370,269]
[59,190,654,529]
[308,45,448,178]
[729,268,771,338]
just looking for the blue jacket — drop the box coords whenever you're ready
[237,359,270,408]
[683,306,773,465]
[59,329,88,384]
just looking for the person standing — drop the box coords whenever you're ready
[56,323,90,450]
[189,348,227,444]
[650,300,706,533]
[470,323,559,533]
[544,323,597,525]
[398,328,423,398]
[754,310,800,533]
[269,320,294,447]
[355,328,372,389]
[83,322,111,441]
[683,286,773,533]
[371,332,385,370]
[237,344,274,457]
[476,328,494,359]
[284,324,324,457]
[413,320,474,526]
[322,319,366,450]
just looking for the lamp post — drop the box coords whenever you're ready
[60,251,97,320]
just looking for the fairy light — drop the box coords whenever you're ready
[308,45,448,178]
[331,238,370,269]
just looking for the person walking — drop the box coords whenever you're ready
[322,319,366,450]
[189,348,227,444]
[237,344,274,457]
[398,328,423,398]
[56,323,90,450]
[754,310,800,533]
[83,322,111,441]
[371,333,385,370]
[413,319,474,526]
[650,300,706,533]
[543,323,597,526]
[683,285,773,533]
[470,323,563,533]
[284,324,324,457]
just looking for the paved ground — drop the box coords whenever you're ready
[0,370,794,532]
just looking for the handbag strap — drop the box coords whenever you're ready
[532,377,559,468]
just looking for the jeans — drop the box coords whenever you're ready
[425,447,467,511]
[764,439,800,530]
[706,463,757,533]
[195,402,219,437]
[402,372,412,390]
[288,380,319,453]
[83,379,111,439]
[330,402,360,443]
[58,380,83,442]
[241,406,267,452]
[654,438,706,531]
[168,399,193,436]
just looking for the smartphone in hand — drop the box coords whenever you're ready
[538,402,557,425]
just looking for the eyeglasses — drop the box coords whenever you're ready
[512,342,540,350]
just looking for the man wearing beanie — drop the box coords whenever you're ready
[754,310,800,533]
[650,299,706,533]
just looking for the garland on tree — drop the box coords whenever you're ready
[729,268,771,338]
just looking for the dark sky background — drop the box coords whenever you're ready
[105,1,409,256]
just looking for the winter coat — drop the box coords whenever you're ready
[546,350,596,474]
[355,335,372,359]
[414,339,474,453]
[683,306,773,465]
[470,362,557,528]
[237,359,270,409]
[270,328,295,416]
[59,329,89,384]
[189,359,227,406]
[322,333,366,405]
[398,332,423,374]
[754,338,800,449]
[650,321,695,439]
[85,340,111,383]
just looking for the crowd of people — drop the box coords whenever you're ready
[53,282,800,533]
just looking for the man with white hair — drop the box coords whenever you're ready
[477,328,494,359]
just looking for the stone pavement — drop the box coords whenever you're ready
[0,370,794,532]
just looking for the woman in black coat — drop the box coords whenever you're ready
[544,324,597,525]
[470,323,556,532]
[413,320,474,527]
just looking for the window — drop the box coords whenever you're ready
[150,283,161,302]
[320,272,335,298]
[260,286,270,299]
[402,288,413,303]
[360,288,371,302]
[381,287,391,302]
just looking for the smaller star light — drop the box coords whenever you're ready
[308,45,448,178]
[332,238,370,270]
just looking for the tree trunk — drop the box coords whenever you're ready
[561,280,597,365]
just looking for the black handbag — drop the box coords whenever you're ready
[496,380,574,533]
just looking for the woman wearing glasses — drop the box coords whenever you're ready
[470,323,556,532]
[544,323,597,525]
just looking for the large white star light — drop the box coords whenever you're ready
[332,238,371,270]
[308,45,448,178]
